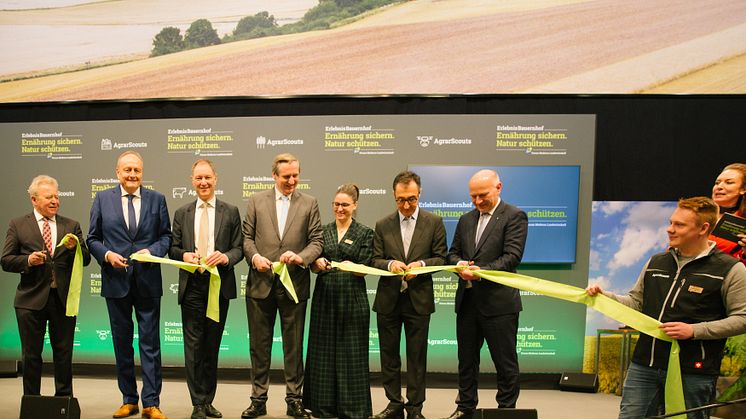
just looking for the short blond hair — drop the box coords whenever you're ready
[678,196,718,234]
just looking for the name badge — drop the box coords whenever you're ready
[344,239,354,245]
[688,285,704,294]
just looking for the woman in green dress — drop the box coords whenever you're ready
[304,184,374,419]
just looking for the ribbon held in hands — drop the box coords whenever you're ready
[330,261,686,417]
[129,253,222,322]
[57,234,83,317]
[272,262,299,304]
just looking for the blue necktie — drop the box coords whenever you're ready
[127,194,137,238]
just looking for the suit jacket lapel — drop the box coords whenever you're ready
[25,213,45,253]
[391,213,406,260]
[283,191,301,238]
[214,200,225,243]
[53,217,69,258]
[266,191,281,240]
[112,187,129,237]
[185,201,196,251]
[134,188,149,239]
[409,213,426,260]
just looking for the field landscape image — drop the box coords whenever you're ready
[1,0,745,101]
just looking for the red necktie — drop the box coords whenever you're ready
[42,218,56,288]
[42,218,53,254]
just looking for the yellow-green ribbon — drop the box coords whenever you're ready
[272,262,299,304]
[129,253,221,322]
[57,234,83,317]
[332,261,686,418]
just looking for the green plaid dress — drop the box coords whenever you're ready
[303,219,373,418]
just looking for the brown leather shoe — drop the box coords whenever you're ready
[112,403,139,418]
[142,406,168,419]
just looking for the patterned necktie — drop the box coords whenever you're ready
[278,195,290,239]
[475,212,490,246]
[42,217,53,255]
[197,201,210,258]
[127,194,137,237]
[42,217,56,287]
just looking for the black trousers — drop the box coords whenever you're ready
[181,272,230,406]
[456,290,520,410]
[15,288,75,396]
[246,277,308,403]
[376,291,430,412]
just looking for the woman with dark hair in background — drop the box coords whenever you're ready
[304,183,374,419]
[710,163,746,264]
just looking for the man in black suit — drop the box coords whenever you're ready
[370,171,447,419]
[169,160,243,419]
[443,169,528,419]
[2,175,91,397]
[241,153,323,419]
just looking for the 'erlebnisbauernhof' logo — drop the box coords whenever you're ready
[256,135,304,148]
[417,136,472,147]
[95,330,111,341]
[169,283,179,294]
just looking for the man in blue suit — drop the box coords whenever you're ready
[88,151,172,419]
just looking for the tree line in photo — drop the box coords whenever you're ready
[151,0,402,57]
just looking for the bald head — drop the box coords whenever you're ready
[470,169,499,186]
[469,169,502,213]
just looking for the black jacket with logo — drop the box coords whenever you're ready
[632,248,738,375]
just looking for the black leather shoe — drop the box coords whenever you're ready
[286,400,311,419]
[370,406,405,419]
[191,405,206,419]
[241,402,267,419]
[442,410,473,419]
[204,404,223,418]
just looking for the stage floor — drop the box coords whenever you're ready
[0,375,621,419]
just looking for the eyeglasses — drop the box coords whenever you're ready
[395,196,418,205]
[332,202,353,208]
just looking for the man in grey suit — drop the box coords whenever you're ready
[169,160,243,419]
[370,171,447,419]
[443,169,528,419]
[2,175,91,397]
[241,153,323,419]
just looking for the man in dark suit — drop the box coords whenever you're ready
[169,160,243,419]
[370,171,447,419]
[87,151,171,419]
[241,153,323,419]
[2,175,91,397]
[443,169,528,419]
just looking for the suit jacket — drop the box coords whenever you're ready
[242,189,323,301]
[169,199,244,304]
[87,186,172,298]
[447,200,528,316]
[371,209,447,315]
[2,213,91,310]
